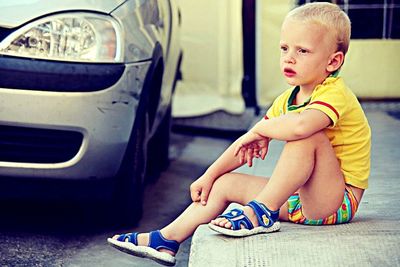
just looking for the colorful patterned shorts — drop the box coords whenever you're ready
[287,186,359,225]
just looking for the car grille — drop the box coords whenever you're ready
[0,125,83,163]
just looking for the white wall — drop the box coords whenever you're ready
[173,0,244,117]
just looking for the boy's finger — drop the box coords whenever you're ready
[261,147,267,160]
[239,149,246,164]
[247,148,253,167]
[253,147,260,157]
[190,189,201,202]
[200,188,210,205]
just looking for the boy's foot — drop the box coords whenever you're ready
[110,232,175,256]
[210,205,259,230]
[107,230,180,266]
[208,200,280,237]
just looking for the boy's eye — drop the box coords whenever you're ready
[280,46,288,52]
[298,48,308,54]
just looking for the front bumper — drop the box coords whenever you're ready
[0,56,151,180]
[0,55,125,92]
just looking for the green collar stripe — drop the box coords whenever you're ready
[287,86,311,111]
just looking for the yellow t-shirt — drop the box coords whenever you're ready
[266,76,371,189]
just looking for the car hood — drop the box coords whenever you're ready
[0,0,127,28]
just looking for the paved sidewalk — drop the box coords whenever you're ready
[189,103,400,266]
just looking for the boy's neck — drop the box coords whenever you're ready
[295,88,312,105]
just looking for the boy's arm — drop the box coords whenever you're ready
[252,109,331,141]
[203,137,253,179]
[190,135,269,205]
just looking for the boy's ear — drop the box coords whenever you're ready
[327,51,344,72]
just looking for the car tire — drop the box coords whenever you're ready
[112,104,149,226]
[147,104,171,181]
[146,52,182,181]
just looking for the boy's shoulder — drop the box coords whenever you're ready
[319,76,345,90]
[313,76,352,98]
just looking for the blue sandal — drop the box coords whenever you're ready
[208,200,280,237]
[107,230,180,266]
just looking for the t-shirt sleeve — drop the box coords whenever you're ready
[266,101,278,119]
[265,92,286,119]
[304,85,347,127]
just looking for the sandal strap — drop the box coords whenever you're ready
[148,230,180,254]
[218,208,254,230]
[247,200,279,227]
[116,232,138,244]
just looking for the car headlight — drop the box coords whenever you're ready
[0,13,123,63]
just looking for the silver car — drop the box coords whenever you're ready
[0,0,181,223]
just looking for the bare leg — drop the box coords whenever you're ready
[112,131,344,254]
[162,173,272,243]
[213,131,345,229]
[113,172,271,254]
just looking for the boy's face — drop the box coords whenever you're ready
[279,18,338,91]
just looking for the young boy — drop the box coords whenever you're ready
[108,2,371,266]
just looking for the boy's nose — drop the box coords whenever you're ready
[284,54,296,64]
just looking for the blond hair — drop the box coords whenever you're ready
[285,2,351,55]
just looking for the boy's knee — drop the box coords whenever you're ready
[213,173,232,188]
[287,131,330,147]
[211,173,236,194]
[307,131,330,143]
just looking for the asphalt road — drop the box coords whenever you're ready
[0,132,231,267]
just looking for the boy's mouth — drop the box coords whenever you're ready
[283,68,296,77]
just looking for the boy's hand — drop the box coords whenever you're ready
[234,133,269,166]
[190,175,214,206]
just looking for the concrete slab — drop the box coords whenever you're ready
[189,105,400,266]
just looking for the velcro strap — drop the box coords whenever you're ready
[149,230,180,253]
[116,232,138,245]
[218,208,254,230]
[247,200,279,227]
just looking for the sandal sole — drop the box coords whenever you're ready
[107,238,176,266]
[208,221,281,237]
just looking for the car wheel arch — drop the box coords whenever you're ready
[138,42,165,134]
